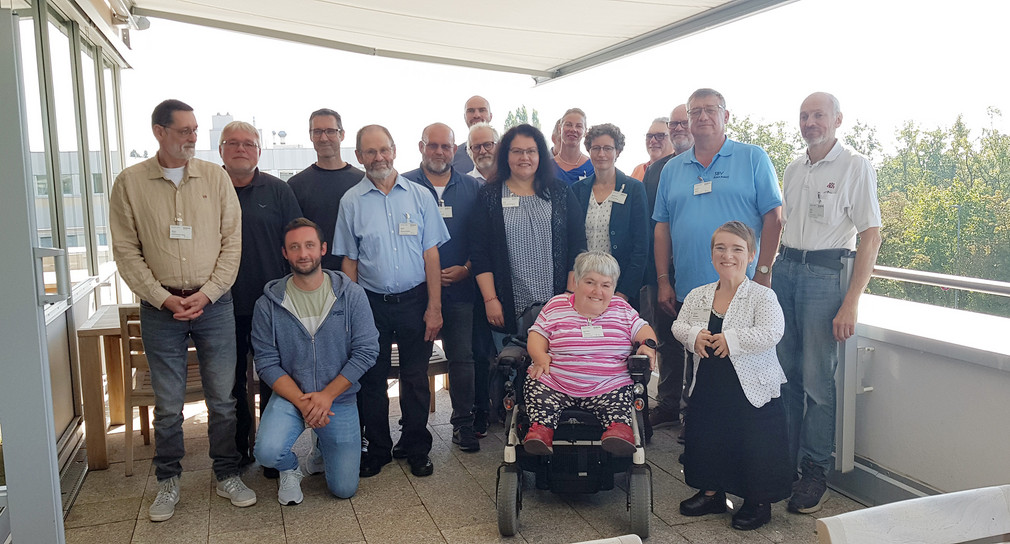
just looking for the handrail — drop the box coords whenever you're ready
[872,265,1010,298]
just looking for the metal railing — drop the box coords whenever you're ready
[872,265,1010,298]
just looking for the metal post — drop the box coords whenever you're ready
[834,252,857,473]
[0,8,67,544]
[952,204,961,309]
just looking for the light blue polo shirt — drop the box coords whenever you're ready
[333,174,450,295]
[652,138,782,301]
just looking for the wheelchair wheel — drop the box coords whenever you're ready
[628,466,651,538]
[497,465,521,536]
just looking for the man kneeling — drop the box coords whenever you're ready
[253,218,379,504]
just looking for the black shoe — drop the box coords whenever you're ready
[473,411,488,438]
[359,455,392,478]
[732,501,771,531]
[679,490,727,517]
[263,466,279,479]
[453,426,480,452]
[676,425,686,445]
[788,460,829,513]
[407,455,434,477]
[391,442,408,459]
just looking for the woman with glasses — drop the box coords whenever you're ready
[552,108,594,185]
[571,124,649,307]
[631,118,675,181]
[470,124,586,340]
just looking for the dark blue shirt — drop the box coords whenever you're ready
[403,166,481,303]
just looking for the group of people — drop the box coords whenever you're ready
[108,87,881,533]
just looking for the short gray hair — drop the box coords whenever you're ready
[652,117,670,125]
[220,120,259,146]
[466,122,499,160]
[573,251,621,284]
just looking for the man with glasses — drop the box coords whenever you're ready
[452,95,493,172]
[641,104,695,436]
[333,125,450,478]
[110,99,256,521]
[466,122,498,183]
[404,123,482,452]
[775,92,881,514]
[288,108,363,272]
[218,120,302,469]
[631,117,675,181]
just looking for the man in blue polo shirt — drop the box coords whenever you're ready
[403,122,482,452]
[333,125,450,478]
[653,88,783,319]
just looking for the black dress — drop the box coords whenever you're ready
[682,311,792,503]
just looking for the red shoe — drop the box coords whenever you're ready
[601,422,636,456]
[523,423,554,455]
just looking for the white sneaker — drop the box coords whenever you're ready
[305,446,325,475]
[278,467,304,506]
[149,476,180,522]
[216,475,257,507]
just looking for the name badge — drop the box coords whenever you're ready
[808,203,825,219]
[693,181,713,195]
[438,206,453,218]
[502,196,520,208]
[398,222,418,236]
[581,325,604,338]
[169,225,193,240]
[606,191,628,205]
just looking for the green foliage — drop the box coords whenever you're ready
[726,116,802,183]
[503,105,541,132]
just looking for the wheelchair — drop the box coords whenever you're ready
[494,304,653,539]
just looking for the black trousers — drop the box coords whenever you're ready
[233,313,273,459]
[360,286,433,460]
[471,296,495,417]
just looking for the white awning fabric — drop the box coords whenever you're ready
[129,0,794,82]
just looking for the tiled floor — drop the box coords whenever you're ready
[65,386,862,543]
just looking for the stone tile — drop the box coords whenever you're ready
[282,494,363,543]
[208,472,281,535]
[350,460,419,516]
[356,504,444,544]
[65,497,142,528]
[207,525,287,544]
[754,501,818,543]
[104,427,156,465]
[674,517,774,543]
[648,462,704,527]
[512,488,602,543]
[130,508,209,544]
[65,520,135,544]
[441,521,528,543]
[75,459,151,504]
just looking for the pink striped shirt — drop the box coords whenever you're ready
[529,294,646,397]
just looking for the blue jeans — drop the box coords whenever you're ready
[140,292,241,481]
[771,257,844,474]
[254,396,361,499]
[441,301,475,429]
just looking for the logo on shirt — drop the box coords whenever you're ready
[331,310,345,316]
[712,171,729,180]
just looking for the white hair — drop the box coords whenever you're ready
[573,251,621,284]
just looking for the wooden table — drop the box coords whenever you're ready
[77,304,124,470]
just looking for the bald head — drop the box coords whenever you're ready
[464,96,492,127]
[420,122,456,175]
[669,104,693,154]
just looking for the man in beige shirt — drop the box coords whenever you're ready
[109,99,256,522]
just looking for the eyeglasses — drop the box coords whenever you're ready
[360,146,394,159]
[645,132,667,141]
[589,145,616,154]
[667,120,690,129]
[222,140,259,150]
[470,141,496,152]
[161,125,197,137]
[509,148,538,157]
[310,128,343,138]
[687,105,725,118]
[423,142,454,153]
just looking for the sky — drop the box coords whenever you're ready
[119,0,1010,171]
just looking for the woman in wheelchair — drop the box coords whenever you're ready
[522,251,657,457]
[671,221,791,531]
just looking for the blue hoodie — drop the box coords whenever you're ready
[251,269,379,404]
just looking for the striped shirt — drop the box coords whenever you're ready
[529,293,646,397]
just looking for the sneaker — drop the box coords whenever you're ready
[216,475,257,507]
[305,443,325,475]
[523,423,554,455]
[452,426,481,452]
[648,409,681,429]
[473,411,489,438]
[788,460,829,513]
[278,467,304,506]
[149,476,180,522]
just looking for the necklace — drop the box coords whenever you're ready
[555,153,586,168]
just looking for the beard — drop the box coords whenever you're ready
[365,162,394,181]
[290,256,321,276]
[422,157,450,175]
[474,154,495,170]
[671,135,693,155]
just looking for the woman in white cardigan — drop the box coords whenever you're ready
[671,221,792,531]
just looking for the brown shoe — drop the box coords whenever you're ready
[523,423,554,455]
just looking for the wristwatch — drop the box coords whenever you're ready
[757,265,770,274]
[642,338,658,350]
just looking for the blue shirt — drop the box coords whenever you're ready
[652,138,782,301]
[402,166,481,303]
[552,157,594,186]
[333,174,450,295]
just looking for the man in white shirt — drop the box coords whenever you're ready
[466,122,498,182]
[772,92,882,514]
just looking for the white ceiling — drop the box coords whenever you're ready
[129,0,794,82]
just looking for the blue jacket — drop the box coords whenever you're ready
[251,269,379,404]
[571,169,650,300]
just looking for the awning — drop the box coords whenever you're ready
[127,0,794,82]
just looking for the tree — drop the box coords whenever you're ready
[503,105,541,131]
[725,116,802,182]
